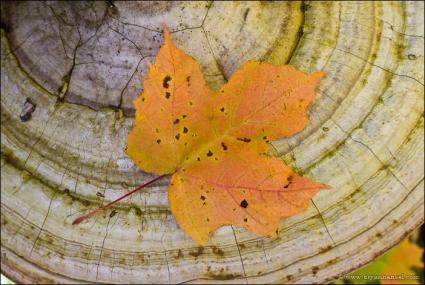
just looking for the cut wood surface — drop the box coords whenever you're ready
[1,1,423,284]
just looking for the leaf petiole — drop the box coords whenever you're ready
[72,173,169,225]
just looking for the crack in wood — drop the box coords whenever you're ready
[29,193,56,257]
[231,226,248,284]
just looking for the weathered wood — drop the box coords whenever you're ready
[1,1,423,284]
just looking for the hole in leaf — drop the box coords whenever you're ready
[221,142,228,151]
[237,138,251,143]
[240,199,248,208]
[163,75,172,88]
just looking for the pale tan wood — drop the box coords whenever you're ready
[1,1,423,284]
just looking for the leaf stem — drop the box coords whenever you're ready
[72,173,169,225]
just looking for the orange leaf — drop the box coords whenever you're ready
[125,26,330,245]
[381,239,423,284]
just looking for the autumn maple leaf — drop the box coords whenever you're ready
[122,26,330,245]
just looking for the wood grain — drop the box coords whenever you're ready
[1,1,423,283]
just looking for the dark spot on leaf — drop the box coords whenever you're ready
[163,75,172,88]
[157,139,161,144]
[312,266,319,275]
[287,175,293,182]
[284,183,290,189]
[165,92,171,99]
[237,137,251,143]
[110,210,117,218]
[175,134,180,140]
[155,128,160,133]
[244,218,248,222]
[183,127,188,133]
[233,208,236,211]
[206,150,213,157]
[240,199,248,208]
[263,136,268,140]
[96,192,104,198]
[173,118,180,124]
[197,157,201,161]
[322,127,329,132]
[142,97,145,102]
[214,157,218,160]
[206,218,209,222]
[200,195,206,200]
[182,114,187,119]
[184,142,188,146]
[220,107,225,112]
[221,142,228,151]
[189,101,193,106]
[203,202,207,206]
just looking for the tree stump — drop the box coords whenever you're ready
[1,1,423,283]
